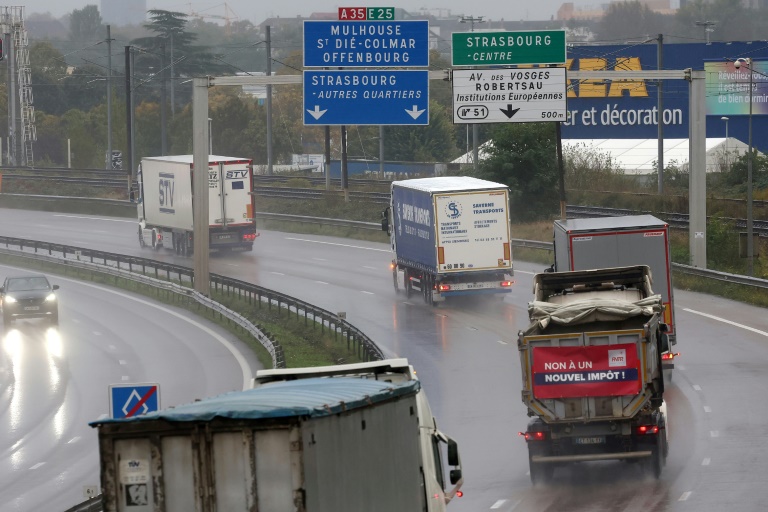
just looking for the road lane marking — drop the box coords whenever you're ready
[490,500,507,509]
[678,491,692,501]
[360,291,374,295]
[270,272,285,276]
[315,281,329,285]
[711,430,719,437]
[54,214,134,223]
[286,236,390,252]
[93,331,102,336]
[225,263,240,267]
[693,384,702,391]
[403,302,416,306]
[67,437,81,444]
[702,458,711,466]
[363,266,377,270]
[515,270,535,275]
[683,308,768,337]
[30,463,45,470]
[119,360,127,365]
[703,406,712,413]
[122,376,130,381]
[497,340,508,345]
[312,257,327,262]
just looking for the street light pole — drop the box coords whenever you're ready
[734,58,754,275]
[720,116,729,172]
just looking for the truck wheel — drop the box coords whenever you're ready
[151,229,159,250]
[645,436,663,479]
[138,227,146,247]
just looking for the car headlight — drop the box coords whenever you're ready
[45,293,57,302]
[4,296,17,303]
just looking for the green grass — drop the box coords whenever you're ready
[0,251,365,369]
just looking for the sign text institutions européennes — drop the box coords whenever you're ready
[452,29,566,67]
[452,68,567,124]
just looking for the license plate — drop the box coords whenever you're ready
[218,234,232,239]
[24,306,40,311]
[573,436,605,445]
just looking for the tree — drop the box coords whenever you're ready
[597,1,667,41]
[383,101,459,162]
[477,123,559,222]
[69,5,103,42]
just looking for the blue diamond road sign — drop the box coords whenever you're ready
[303,20,429,68]
[110,383,160,419]
[303,70,429,126]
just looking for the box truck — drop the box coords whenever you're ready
[382,177,514,305]
[137,155,258,254]
[553,215,678,369]
[518,266,669,484]
[91,359,463,512]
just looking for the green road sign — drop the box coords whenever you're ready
[452,30,566,66]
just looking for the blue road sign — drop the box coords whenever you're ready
[110,383,160,419]
[303,70,429,126]
[303,20,429,68]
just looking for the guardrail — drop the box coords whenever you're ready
[0,236,385,367]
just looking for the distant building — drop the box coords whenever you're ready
[100,0,146,26]
[557,0,675,21]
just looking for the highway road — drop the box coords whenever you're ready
[0,254,263,511]
[2,207,768,511]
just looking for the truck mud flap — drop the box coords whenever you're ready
[531,451,652,463]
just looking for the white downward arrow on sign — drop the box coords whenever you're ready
[405,105,425,119]
[307,105,327,120]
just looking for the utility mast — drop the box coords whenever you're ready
[1,6,35,166]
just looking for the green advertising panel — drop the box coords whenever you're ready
[705,60,768,115]
[452,30,566,66]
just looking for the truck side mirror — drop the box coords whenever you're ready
[381,208,390,235]
[450,469,462,485]
[659,333,670,353]
[447,438,460,466]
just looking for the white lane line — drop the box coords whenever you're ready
[122,376,130,381]
[363,266,377,270]
[678,491,692,501]
[702,458,711,466]
[109,345,117,350]
[93,331,102,336]
[711,430,719,437]
[312,257,327,262]
[466,326,478,331]
[683,308,768,337]
[315,281,329,285]
[29,463,45,470]
[403,301,416,306]
[286,236,391,253]
[270,271,285,276]
[703,406,712,413]
[515,270,535,275]
[67,437,81,444]
[490,499,507,509]
[678,365,686,371]
[54,214,134,223]
[361,290,374,295]
[693,384,702,391]
[119,360,127,365]
[225,263,240,267]
[435,313,448,318]
[497,340,508,345]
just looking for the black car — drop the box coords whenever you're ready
[1,275,60,326]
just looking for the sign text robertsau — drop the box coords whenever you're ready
[452,29,566,67]
[452,68,566,124]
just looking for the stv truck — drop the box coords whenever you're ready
[91,359,463,512]
[552,215,678,371]
[518,266,669,485]
[136,155,258,255]
[381,176,514,305]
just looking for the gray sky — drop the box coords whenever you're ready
[27,0,573,23]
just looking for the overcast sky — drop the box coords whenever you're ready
[28,0,577,23]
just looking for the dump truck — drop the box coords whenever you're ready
[91,359,463,512]
[381,176,513,304]
[136,155,258,254]
[518,266,669,484]
[553,215,678,370]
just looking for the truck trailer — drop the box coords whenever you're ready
[553,215,678,369]
[137,155,258,254]
[518,266,669,484]
[91,359,463,512]
[382,176,514,304]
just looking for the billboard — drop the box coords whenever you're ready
[705,60,768,116]
[562,41,768,152]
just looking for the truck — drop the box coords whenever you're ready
[91,359,463,512]
[552,215,678,370]
[381,176,514,305]
[136,155,258,255]
[518,266,669,485]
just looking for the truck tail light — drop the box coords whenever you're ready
[157,232,162,241]
[500,280,513,287]
[438,284,451,292]
[242,233,257,241]
[390,262,396,270]
[636,425,659,435]
[456,490,463,498]
[519,431,546,441]
[661,352,680,361]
